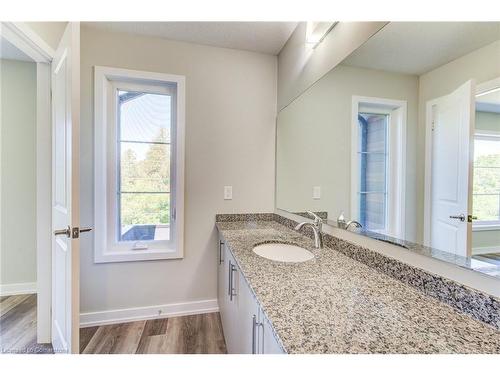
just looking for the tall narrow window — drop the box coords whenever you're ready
[118,91,172,242]
[94,67,185,263]
[357,113,389,231]
[352,96,407,239]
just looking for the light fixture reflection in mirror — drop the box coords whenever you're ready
[305,21,338,48]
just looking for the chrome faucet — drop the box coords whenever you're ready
[294,211,323,249]
[345,220,362,230]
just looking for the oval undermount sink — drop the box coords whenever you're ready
[252,243,314,263]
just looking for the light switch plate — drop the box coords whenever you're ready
[224,186,233,200]
[313,186,321,200]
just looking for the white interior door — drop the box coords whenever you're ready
[424,80,475,257]
[51,22,80,354]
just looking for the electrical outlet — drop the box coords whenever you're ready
[313,186,321,200]
[224,186,233,200]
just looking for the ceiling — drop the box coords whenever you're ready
[83,22,298,55]
[342,22,500,75]
[0,36,34,62]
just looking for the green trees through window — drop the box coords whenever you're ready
[118,91,172,240]
[473,138,500,222]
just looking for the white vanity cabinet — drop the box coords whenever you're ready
[217,235,284,354]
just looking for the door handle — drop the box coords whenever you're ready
[54,226,93,238]
[71,226,93,238]
[54,226,71,237]
[449,214,465,222]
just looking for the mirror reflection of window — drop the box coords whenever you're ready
[473,132,500,224]
[357,113,389,232]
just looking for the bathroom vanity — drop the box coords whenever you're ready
[217,229,284,354]
[215,21,500,355]
[216,214,500,354]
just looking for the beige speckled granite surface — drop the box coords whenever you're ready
[216,220,500,354]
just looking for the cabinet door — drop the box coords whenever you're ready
[216,236,284,355]
[235,272,260,354]
[224,249,239,353]
[260,311,285,354]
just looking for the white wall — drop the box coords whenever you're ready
[0,59,37,292]
[277,22,387,110]
[276,64,419,240]
[25,22,67,51]
[80,26,276,315]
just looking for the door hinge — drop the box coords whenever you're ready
[173,208,176,221]
[431,120,435,131]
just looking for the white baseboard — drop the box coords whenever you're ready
[80,299,219,328]
[473,246,500,255]
[0,282,37,296]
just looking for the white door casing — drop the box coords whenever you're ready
[424,80,475,257]
[51,22,80,354]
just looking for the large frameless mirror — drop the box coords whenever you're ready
[276,22,500,279]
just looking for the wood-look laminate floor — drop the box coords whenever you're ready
[0,294,53,354]
[80,313,227,354]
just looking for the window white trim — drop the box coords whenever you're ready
[351,96,407,238]
[472,129,500,231]
[475,130,500,139]
[94,66,185,263]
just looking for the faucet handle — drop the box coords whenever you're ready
[306,211,322,224]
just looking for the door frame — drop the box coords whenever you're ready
[0,22,54,343]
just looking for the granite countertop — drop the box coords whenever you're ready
[216,220,500,354]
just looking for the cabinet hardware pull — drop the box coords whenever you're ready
[230,264,237,301]
[252,315,257,354]
[252,314,264,354]
[219,241,224,265]
[228,260,232,297]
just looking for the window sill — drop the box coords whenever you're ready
[472,224,500,232]
[94,248,183,264]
